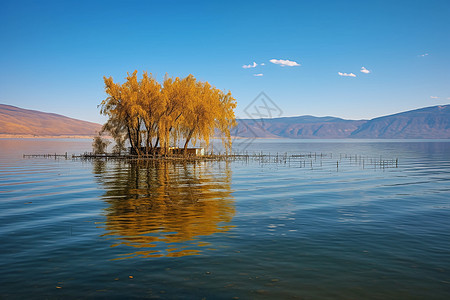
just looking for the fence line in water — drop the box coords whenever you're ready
[23,153,68,159]
[23,151,399,170]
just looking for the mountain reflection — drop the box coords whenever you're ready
[93,159,235,259]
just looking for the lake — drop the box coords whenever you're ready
[1,138,449,299]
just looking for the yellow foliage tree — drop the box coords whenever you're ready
[139,72,163,155]
[99,71,236,156]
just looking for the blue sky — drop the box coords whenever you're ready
[1,0,449,123]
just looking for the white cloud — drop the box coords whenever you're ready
[419,53,429,57]
[269,59,300,67]
[242,62,257,69]
[360,67,371,74]
[260,63,265,66]
[338,72,356,77]
[253,73,264,77]
[430,96,439,99]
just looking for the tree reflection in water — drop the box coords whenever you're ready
[93,159,235,259]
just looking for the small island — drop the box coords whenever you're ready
[91,71,236,158]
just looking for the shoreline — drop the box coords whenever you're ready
[0,134,95,139]
[0,134,281,140]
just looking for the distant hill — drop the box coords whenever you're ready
[236,116,366,139]
[0,104,102,137]
[234,104,450,139]
[350,105,450,138]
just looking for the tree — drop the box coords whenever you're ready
[92,133,110,154]
[102,121,127,155]
[159,75,196,155]
[139,72,163,155]
[215,90,237,154]
[100,71,144,156]
[178,81,236,154]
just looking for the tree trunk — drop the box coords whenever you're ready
[133,127,142,157]
[146,132,150,156]
[152,136,160,155]
[183,130,194,155]
[126,126,135,155]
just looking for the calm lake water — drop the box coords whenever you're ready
[1,139,449,299]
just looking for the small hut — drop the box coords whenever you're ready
[170,147,205,156]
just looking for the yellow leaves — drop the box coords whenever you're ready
[99,71,236,154]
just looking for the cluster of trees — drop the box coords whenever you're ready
[97,71,236,156]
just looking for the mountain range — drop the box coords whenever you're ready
[234,104,450,139]
[1,103,449,139]
[0,104,101,137]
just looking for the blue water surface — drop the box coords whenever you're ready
[0,138,449,299]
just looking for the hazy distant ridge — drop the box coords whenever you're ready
[350,105,450,138]
[0,104,101,136]
[235,104,450,139]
